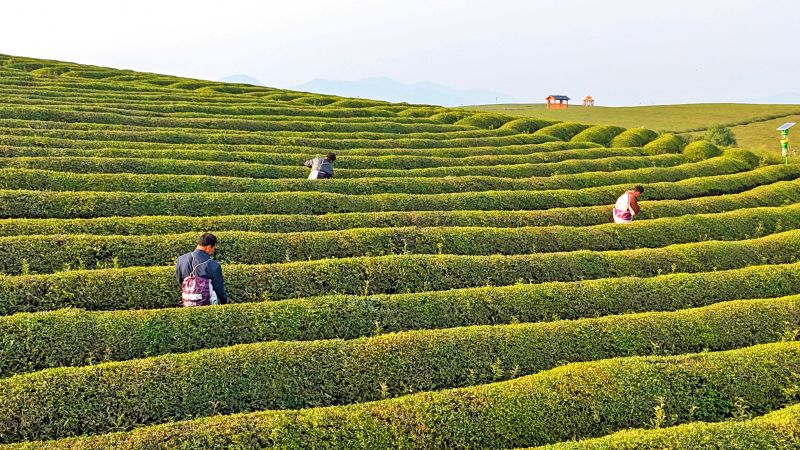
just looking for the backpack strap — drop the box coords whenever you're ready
[190,253,211,276]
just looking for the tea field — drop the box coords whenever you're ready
[1,54,800,449]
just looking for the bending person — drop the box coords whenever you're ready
[612,185,644,224]
[304,152,336,179]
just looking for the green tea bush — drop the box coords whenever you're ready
[9,342,800,449]
[0,153,690,180]
[704,124,738,147]
[499,118,559,134]
[533,122,593,140]
[3,203,797,275]
[2,299,800,444]
[535,404,800,449]
[569,125,626,146]
[0,155,743,195]
[454,113,514,129]
[610,128,659,147]
[0,163,793,218]
[429,110,473,124]
[644,132,686,154]
[1,229,798,314]
[0,169,794,237]
[684,140,723,161]
[2,263,799,377]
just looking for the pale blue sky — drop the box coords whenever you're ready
[2,0,796,106]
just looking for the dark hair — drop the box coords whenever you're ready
[198,232,217,247]
[633,185,644,193]
[326,152,336,162]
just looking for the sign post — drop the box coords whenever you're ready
[777,123,796,165]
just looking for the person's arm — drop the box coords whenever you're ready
[303,159,313,169]
[175,257,184,285]
[211,263,228,304]
[629,195,640,215]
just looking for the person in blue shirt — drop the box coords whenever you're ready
[175,233,228,305]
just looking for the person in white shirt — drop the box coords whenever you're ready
[304,153,336,179]
[612,185,644,224]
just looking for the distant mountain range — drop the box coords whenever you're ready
[217,74,266,85]
[291,77,517,107]
[217,75,517,106]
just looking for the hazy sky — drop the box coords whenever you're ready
[2,0,796,106]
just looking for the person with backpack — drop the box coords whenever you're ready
[175,233,228,306]
[304,152,336,179]
[612,185,644,224]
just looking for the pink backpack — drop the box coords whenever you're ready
[181,257,212,307]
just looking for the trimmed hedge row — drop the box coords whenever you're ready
[610,128,660,147]
[535,403,800,449]
[684,140,724,161]
[569,125,627,146]
[0,106,476,133]
[0,133,566,153]
[4,203,798,275]
[0,157,745,195]
[454,113,514,129]
[2,297,800,443]
[2,163,794,218]
[534,122,593,140]
[3,262,799,377]
[0,127,551,149]
[0,153,690,179]
[0,143,648,169]
[0,172,794,236]
[0,118,507,140]
[644,132,687,154]
[0,124,515,143]
[499,118,560,133]
[0,229,798,314]
[5,342,800,449]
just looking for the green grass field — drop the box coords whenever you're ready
[1,53,800,449]
[468,103,800,160]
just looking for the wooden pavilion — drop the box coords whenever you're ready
[583,95,595,106]
[545,95,570,109]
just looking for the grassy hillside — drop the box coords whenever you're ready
[468,103,800,159]
[0,53,799,449]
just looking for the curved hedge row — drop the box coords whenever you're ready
[454,113,514,129]
[3,262,799,377]
[0,229,798,314]
[0,118,496,140]
[4,203,798,275]
[0,133,565,153]
[533,122,593,140]
[0,139,588,159]
[1,171,794,236]
[0,158,751,195]
[0,153,690,179]
[644,132,687,154]
[535,403,800,449]
[0,106,475,133]
[610,128,660,147]
[684,140,723,161]
[2,298,800,443]
[0,157,744,195]
[6,342,800,449]
[0,124,513,143]
[0,129,553,150]
[428,110,472,124]
[0,142,646,169]
[2,163,794,218]
[499,118,559,134]
[569,125,627,146]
